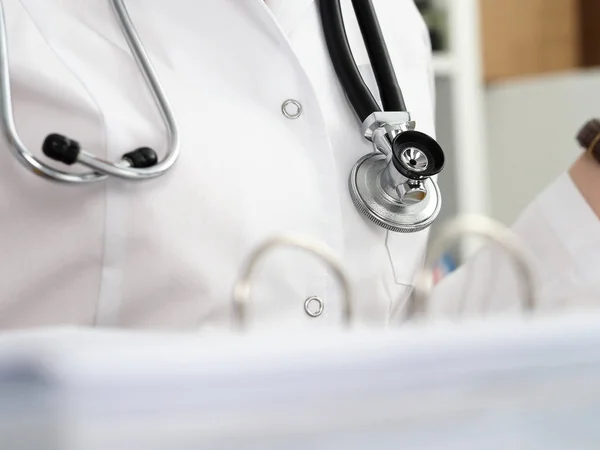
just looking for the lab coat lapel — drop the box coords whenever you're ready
[264,0,315,35]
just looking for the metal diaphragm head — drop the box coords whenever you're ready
[349,152,442,233]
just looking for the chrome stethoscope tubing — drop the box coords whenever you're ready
[402,215,537,321]
[0,0,180,183]
[232,234,353,329]
[230,216,537,328]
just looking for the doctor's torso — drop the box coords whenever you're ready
[0,0,435,329]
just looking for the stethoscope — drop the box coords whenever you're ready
[0,0,179,183]
[0,0,444,233]
[319,0,445,232]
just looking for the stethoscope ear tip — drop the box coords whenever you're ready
[42,133,80,165]
[41,134,158,170]
[391,131,445,179]
[40,130,160,174]
[122,147,158,168]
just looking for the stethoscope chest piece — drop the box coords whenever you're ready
[349,148,442,233]
[349,117,445,233]
[319,0,446,233]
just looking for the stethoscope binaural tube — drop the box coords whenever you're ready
[0,0,180,183]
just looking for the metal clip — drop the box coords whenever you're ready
[361,111,414,142]
[232,234,353,329]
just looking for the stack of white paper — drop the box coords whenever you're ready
[1,313,600,450]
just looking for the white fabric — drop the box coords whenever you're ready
[0,0,597,329]
[430,172,600,318]
[2,315,600,449]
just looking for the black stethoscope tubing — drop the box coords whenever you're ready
[319,0,407,122]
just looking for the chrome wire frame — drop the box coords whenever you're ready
[401,215,537,321]
[0,0,180,183]
[232,234,354,329]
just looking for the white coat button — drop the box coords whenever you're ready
[281,99,302,119]
[304,296,324,318]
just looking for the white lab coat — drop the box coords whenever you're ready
[0,0,597,330]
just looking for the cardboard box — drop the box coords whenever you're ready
[580,0,600,67]
[480,0,582,82]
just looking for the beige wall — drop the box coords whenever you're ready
[485,69,599,224]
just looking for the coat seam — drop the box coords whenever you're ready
[15,0,109,325]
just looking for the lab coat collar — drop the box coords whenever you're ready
[264,0,315,35]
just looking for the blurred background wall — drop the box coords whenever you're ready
[413,0,600,266]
